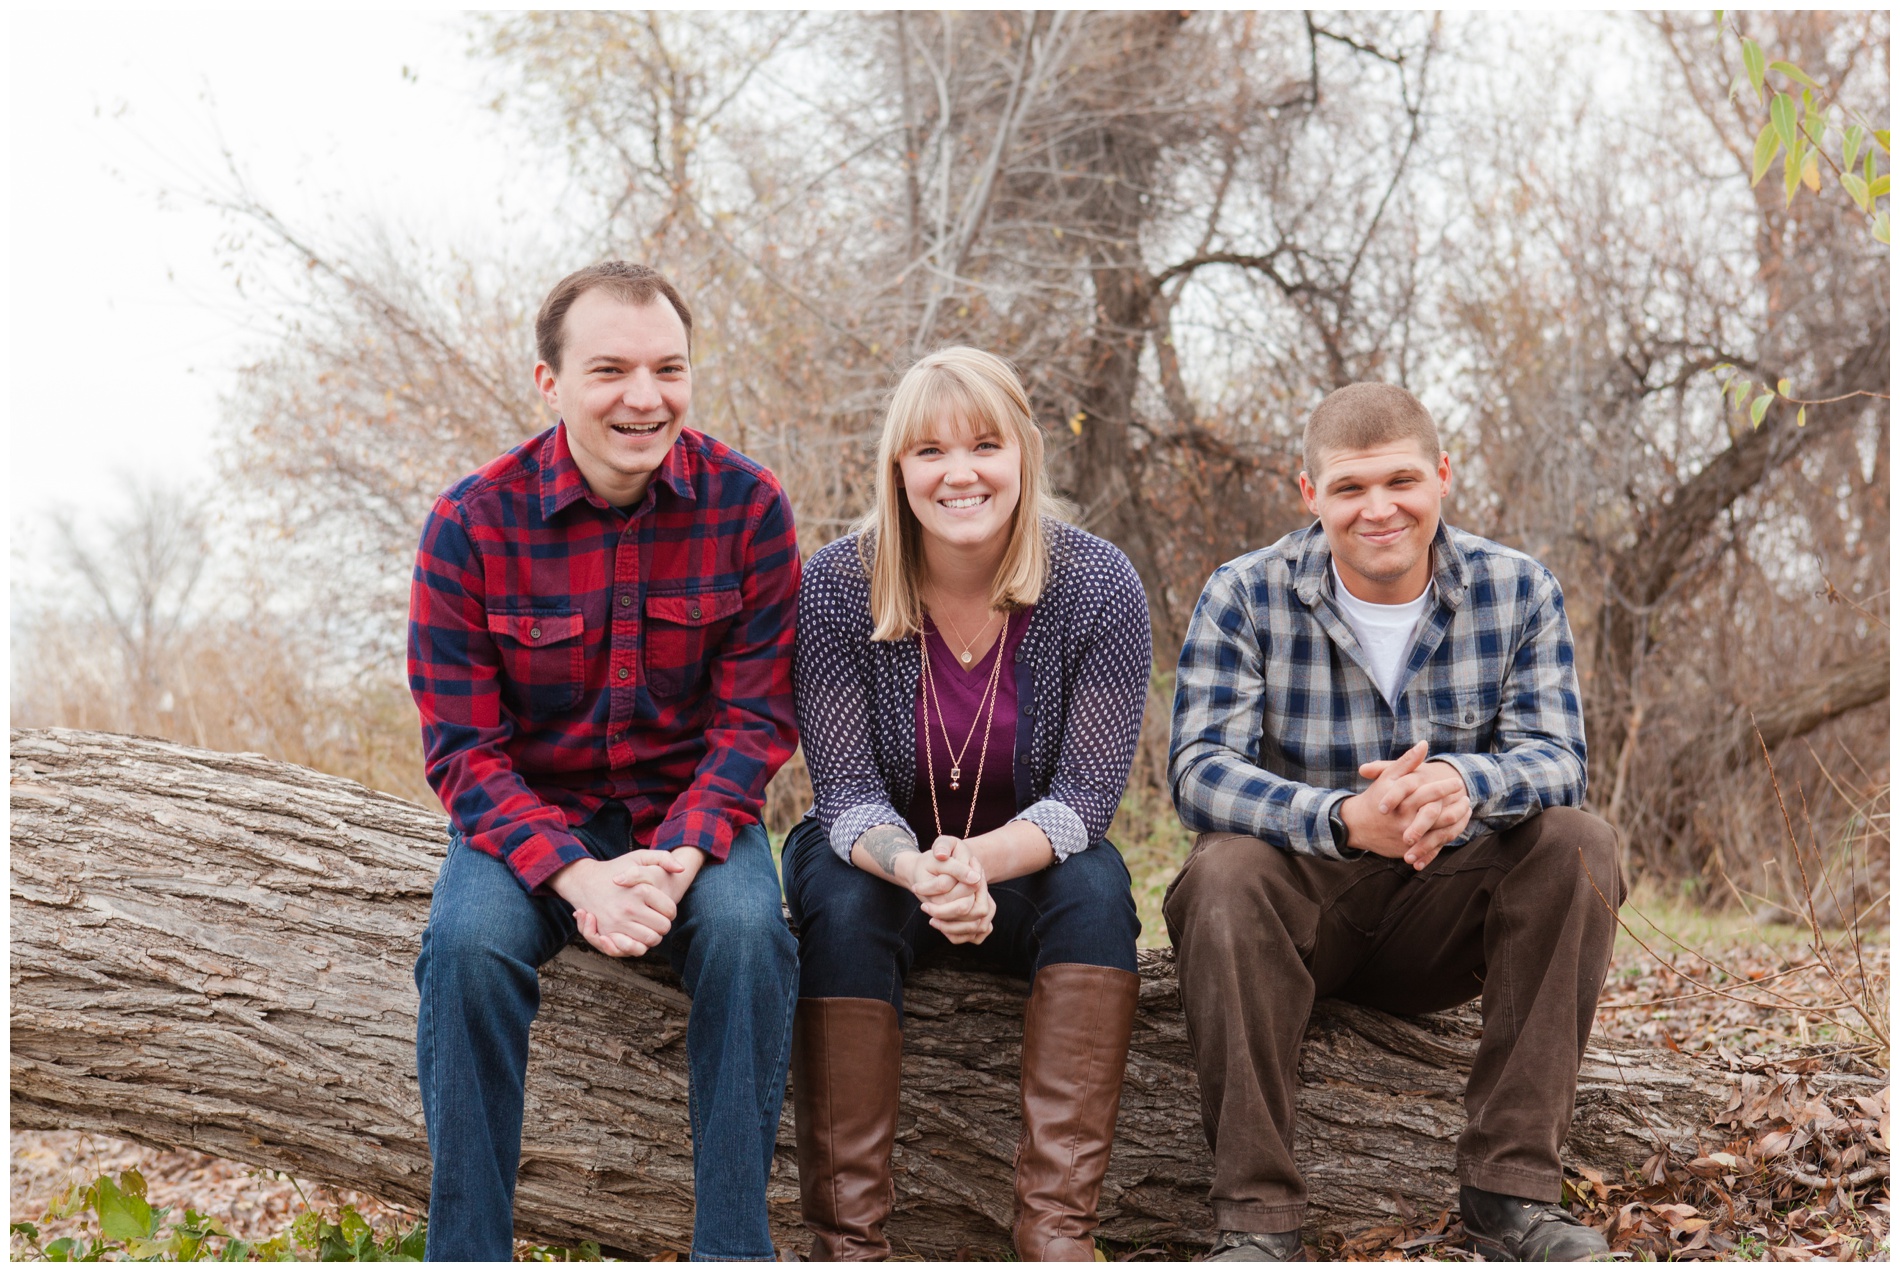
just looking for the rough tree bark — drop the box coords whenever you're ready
[12,729,1875,1256]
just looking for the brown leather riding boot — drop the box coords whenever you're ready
[792,997,903,1260]
[1012,963,1141,1261]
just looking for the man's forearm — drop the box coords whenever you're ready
[1172,748,1352,859]
[1436,743,1586,829]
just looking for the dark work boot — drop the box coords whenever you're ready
[792,998,903,1260]
[1206,1229,1304,1260]
[1460,1185,1609,1261]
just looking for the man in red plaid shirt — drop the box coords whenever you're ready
[408,261,800,1261]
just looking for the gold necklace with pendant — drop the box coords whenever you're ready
[932,606,1000,666]
[919,611,1009,795]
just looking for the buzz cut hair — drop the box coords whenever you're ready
[1301,382,1442,480]
[535,260,694,372]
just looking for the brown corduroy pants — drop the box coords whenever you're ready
[1162,807,1624,1234]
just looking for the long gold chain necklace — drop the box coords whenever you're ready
[933,606,1000,666]
[919,612,1009,839]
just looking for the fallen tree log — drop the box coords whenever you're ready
[11,728,1877,1255]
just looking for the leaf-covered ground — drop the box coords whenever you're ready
[11,898,1887,1261]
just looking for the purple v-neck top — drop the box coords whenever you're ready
[904,609,1034,847]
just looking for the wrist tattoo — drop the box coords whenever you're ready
[857,824,918,876]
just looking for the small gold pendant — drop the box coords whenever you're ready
[960,651,973,664]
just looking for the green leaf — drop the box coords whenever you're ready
[1769,59,1820,89]
[1776,377,1791,396]
[1742,38,1767,98]
[10,1222,40,1242]
[92,1176,156,1243]
[396,1223,429,1260]
[43,1237,77,1261]
[1796,405,1807,428]
[1843,173,1871,209]
[1871,174,1891,199]
[46,1181,89,1221]
[1876,209,1890,244]
[1752,123,1780,184]
[1845,124,1865,172]
[1750,393,1773,427]
[1783,146,1802,204]
[290,1210,323,1249]
[338,1206,373,1246]
[1730,378,1753,409]
[1802,105,1828,147]
[1876,129,1891,153]
[1867,149,1877,185]
[1771,92,1797,149]
[119,1169,149,1200]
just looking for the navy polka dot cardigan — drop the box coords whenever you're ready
[794,518,1152,864]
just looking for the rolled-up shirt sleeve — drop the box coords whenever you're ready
[1011,547,1152,861]
[795,545,916,863]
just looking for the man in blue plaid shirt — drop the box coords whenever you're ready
[1165,384,1623,1262]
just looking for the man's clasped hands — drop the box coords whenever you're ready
[1339,740,1474,870]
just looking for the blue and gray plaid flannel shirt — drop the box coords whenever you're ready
[1169,521,1588,859]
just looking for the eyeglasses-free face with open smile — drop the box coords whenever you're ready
[897,418,1024,554]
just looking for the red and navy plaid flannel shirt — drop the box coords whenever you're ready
[408,422,800,893]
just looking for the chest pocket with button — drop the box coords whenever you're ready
[486,610,586,718]
[644,589,744,699]
[1425,686,1501,752]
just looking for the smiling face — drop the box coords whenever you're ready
[1298,439,1451,604]
[896,413,1024,557]
[533,289,691,506]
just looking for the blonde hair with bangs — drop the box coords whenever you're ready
[859,347,1065,641]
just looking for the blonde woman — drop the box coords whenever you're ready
[784,347,1151,1260]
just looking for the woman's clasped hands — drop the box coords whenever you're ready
[897,835,996,944]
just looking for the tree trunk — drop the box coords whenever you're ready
[1686,645,1891,780]
[1590,318,1891,772]
[11,729,1876,1256]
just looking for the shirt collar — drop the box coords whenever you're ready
[537,422,698,521]
[1294,519,1469,611]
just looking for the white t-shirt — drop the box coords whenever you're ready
[1331,562,1434,706]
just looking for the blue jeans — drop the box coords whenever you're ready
[781,815,1139,1017]
[414,804,797,1261]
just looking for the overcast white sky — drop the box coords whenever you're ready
[8,10,568,578]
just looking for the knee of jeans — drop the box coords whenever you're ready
[420,903,542,994]
[1052,847,1139,931]
[692,890,797,972]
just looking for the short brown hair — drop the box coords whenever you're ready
[1301,382,1441,478]
[535,261,694,372]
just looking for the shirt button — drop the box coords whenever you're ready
[618,667,631,680]
[689,605,702,620]
[619,595,633,608]
[529,626,542,640]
